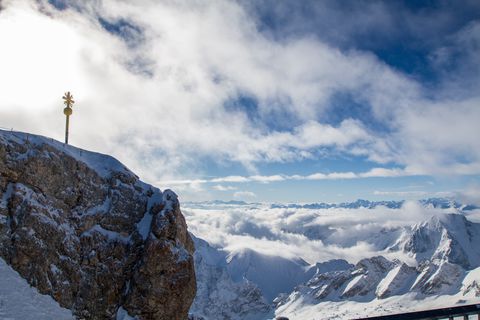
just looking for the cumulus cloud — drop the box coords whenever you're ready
[0,0,478,193]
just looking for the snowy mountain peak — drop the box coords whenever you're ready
[402,213,480,269]
[275,212,480,319]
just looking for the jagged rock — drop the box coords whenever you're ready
[0,130,196,320]
[463,280,480,297]
[282,259,354,301]
[412,260,464,294]
[402,214,480,269]
[292,256,394,301]
[341,256,395,298]
[375,262,417,299]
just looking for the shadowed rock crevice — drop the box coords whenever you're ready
[0,130,196,320]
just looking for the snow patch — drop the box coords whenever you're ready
[136,212,153,240]
[0,130,134,179]
[116,306,137,320]
[136,189,163,240]
[81,224,131,243]
[0,257,73,319]
[0,183,14,209]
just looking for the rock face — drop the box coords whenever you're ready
[400,214,480,269]
[0,130,196,319]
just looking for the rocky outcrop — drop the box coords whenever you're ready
[0,130,196,319]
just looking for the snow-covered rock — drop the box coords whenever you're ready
[275,213,480,319]
[276,256,479,319]
[375,262,417,298]
[461,266,480,297]
[398,214,480,268]
[412,260,465,295]
[0,130,196,319]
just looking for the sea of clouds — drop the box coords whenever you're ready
[183,200,480,265]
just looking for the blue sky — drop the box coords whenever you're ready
[0,0,479,203]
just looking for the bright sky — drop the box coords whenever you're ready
[0,0,479,203]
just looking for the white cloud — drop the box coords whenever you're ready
[0,0,478,191]
[373,190,429,197]
[211,176,250,183]
[360,167,410,178]
[212,185,236,191]
[159,167,414,188]
[249,175,285,183]
[233,191,256,200]
[373,190,455,198]
[303,171,358,180]
[454,187,480,207]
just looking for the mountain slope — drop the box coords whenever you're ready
[189,236,271,320]
[0,257,73,320]
[398,214,480,268]
[275,213,480,319]
[226,248,315,301]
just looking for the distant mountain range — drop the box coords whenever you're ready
[273,198,477,210]
[185,197,478,211]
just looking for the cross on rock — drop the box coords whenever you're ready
[63,91,75,144]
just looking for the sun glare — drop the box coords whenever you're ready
[0,2,83,113]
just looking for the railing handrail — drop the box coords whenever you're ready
[354,303,480,320]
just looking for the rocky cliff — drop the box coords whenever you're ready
[0,130,196,320]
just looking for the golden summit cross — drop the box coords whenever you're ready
[62,91,75,144]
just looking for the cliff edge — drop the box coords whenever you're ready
[0,130,196,320]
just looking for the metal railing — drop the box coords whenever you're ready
[355,303,480,320]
